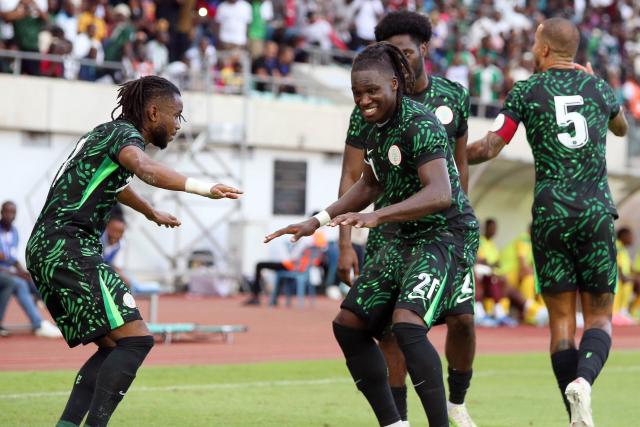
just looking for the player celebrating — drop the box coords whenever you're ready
[337,11,477,426]
[26,76,242,427]
[467,18,627,427]
[266,42,478,427]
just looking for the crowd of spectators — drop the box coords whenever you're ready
[1,1,640,112]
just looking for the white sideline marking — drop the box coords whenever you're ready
[0,377,352,400]
[1,365,639,400]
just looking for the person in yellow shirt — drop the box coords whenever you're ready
[476,218,521,326]
[613,228,637,325]
[77,0,107,42]
[500,226,548,326]
[632,250,640,319]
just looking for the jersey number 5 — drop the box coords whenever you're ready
[554,95,589,149]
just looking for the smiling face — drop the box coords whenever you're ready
[351,69,398,124]
[147,93,183,149]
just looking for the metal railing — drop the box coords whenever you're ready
[0,48,123,76]
[0,49,529,115]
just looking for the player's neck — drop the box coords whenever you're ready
[0,221,10,231]
[413,73,429,93]
[140,128,153,145]
[541,59,574,72]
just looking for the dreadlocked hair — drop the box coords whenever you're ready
[352,42,415,107]
[111,76,181,130]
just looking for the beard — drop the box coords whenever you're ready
[150,127,169,150]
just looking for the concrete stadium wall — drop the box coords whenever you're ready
[2,75,637,281]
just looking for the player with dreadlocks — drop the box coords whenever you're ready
[265,42,477,427]
[338,12,479,426]
[26,75,242,427]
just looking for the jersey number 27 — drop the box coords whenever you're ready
[554,95,589,149]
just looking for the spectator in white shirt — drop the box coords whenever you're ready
[348,0,383,49]
[215,0,252,50]
[55,0,77,44]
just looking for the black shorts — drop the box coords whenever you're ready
[341,230,466,337]
[435,226,479,323]
[532,214,617,295]
[28,255,142,347]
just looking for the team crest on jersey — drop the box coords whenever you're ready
[123,293,137,308]
[435,106,454,125]
[388,145,402,166]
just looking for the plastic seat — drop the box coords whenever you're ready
[269,246,323,308]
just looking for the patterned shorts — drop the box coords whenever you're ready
[342,229,469,337]
[363,225,478,326]
[532,213,617,294]
[28,254,142,348]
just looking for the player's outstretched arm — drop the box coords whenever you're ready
[609,109,628,137]
[117,186,181,228]
[337,144,365,285]
[265,165,382,244]
[454,129,470,193]
[332,158,451,227]
[118,145,243,199]
[467,132,507,164]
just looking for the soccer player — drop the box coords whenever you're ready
[25,75,242,427]
[266,42,478,427]
[337,11,477,426]
[467,18,628,427]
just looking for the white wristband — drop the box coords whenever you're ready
[313,210,331,227]
[185,178,215,197]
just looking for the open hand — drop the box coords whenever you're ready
[337,245,359,286]
[330,212,380,229]
[210,184,243,199]
[149,210,181,228]
[573,61,594,75]
[264,218,319,243]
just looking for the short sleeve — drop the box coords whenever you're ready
[455,86,470,138]
[108,126,145,164]
[599,79,621,120]
[408,115,447,167]
[345,106,368,149]
[500,81,525,124]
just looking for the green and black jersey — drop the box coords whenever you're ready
[27,120,145,265]
[500,68,620,222]
[363,96,476,238]
[345,76,470,243]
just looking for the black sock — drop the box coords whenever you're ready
[576,328,611,385]
[448,368,472,405]
[392,323,448,427]
[551,348,578,417]
[85,336,154,427]
[390,386,407,421]
[332,322,400,426]
[59,347,114,425]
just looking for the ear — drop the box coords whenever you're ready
[543,43,551,58]
[147,104,159,123]
[391,76,398,91]
[420,41,428,57]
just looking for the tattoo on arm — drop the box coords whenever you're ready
[141,172,156,185]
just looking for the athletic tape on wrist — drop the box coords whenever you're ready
[313,210,331,227]
[185,178,215,197]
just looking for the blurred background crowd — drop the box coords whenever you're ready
[1,0,640,118]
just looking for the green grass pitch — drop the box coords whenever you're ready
[0,351,638,426]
